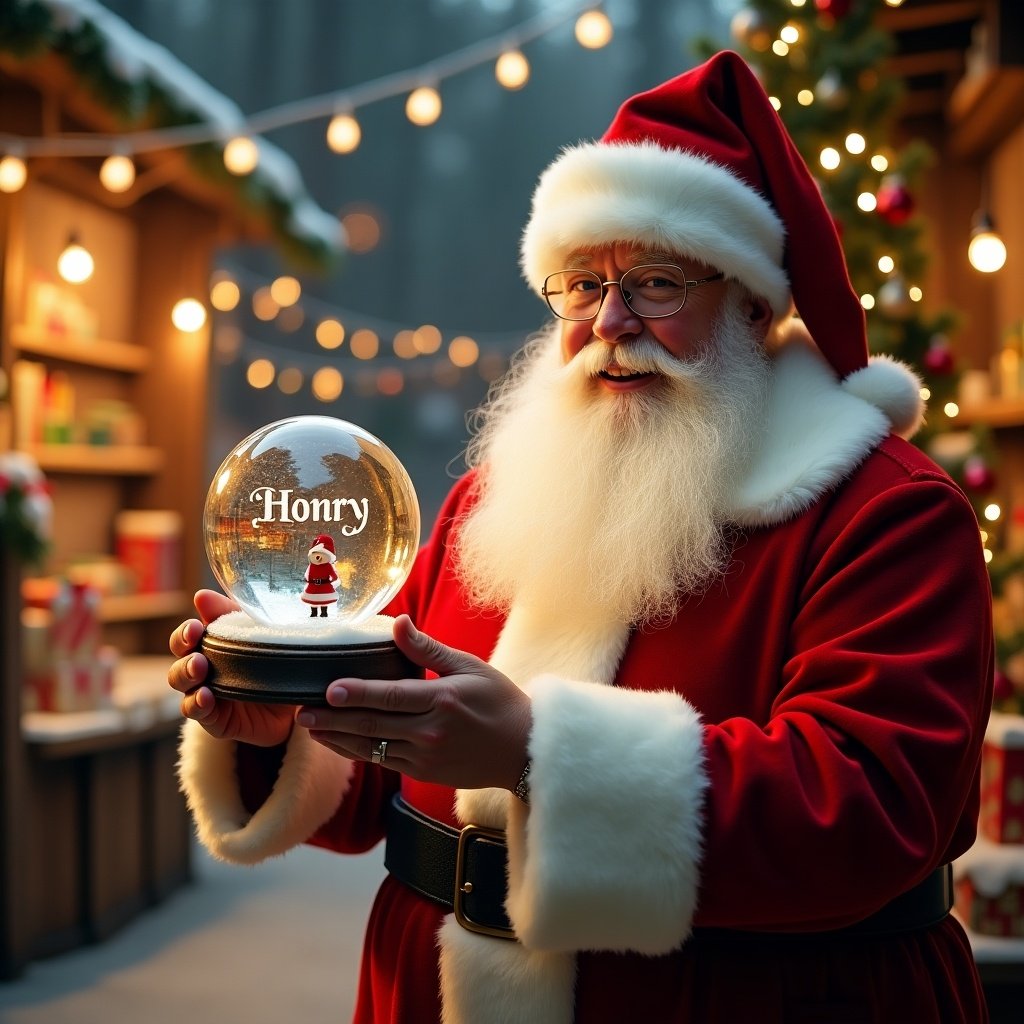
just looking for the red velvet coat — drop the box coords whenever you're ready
[180,340,993,1023]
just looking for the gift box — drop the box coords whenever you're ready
[20,579,117,713]
[955,837,1024,937]
[979,711,1024,843]
[115,509,182,593]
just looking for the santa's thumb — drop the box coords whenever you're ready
[393,614,486,678]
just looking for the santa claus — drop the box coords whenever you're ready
[170,52,992,1023]
[301,533,339,617]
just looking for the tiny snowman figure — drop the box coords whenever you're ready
[301,533,339,617]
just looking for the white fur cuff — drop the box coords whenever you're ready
[504,677,707,953]
[177,720,353,864]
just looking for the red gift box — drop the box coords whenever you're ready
[955,837,1024,937]
[979,712,1024,844]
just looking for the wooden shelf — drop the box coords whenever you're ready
[28,444,164,475]
[100,591,189,623]
[10,324,149,373]
[953,398,1024,429]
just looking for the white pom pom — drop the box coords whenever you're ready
[841,355,925,439]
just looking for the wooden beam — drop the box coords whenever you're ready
[877,0,982,33]
[886,49,966,78]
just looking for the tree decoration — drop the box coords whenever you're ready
[0,452,51,566]
[815,70,849,110]
[922,335,956,375]
[875,176,916,226]
[963,456,997,495]
[878,276,913,319]
[814,0,853,20]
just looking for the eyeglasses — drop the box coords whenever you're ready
[541,263,724,322]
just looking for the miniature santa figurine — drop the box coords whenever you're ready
[301,533,338,616]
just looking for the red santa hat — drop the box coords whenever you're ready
[520,50,869,379]
[308,533,337,562]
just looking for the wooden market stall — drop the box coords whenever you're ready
[0,6,339,978]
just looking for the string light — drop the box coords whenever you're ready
[772,39,789,57]
[920,387,931,401]
[968,212,1007,273]
[819,147,841,170]
[870,154,889,172]
[796,89,814,106]
[780,24,801,44]
[57,234,94,283]
[449,335,479,367]
[277,367,304,394]
[769,96,782,111]
[909,286,923,302]
[223,135,259,175]
[270,275,301,306]
[350,328,380,359]
[316,318,345,349]
[984,503,1002,522]
[406,86,442,126]
[878,255,895,273]
[944,401,960,418]
[326,112,361,154]
[574,10,612,49]
[210,277,241,311]
[252,287,280,321]
[99,152,136,192]
[857,192,877,212]
[247,358,275,389]
[171,298,207,332]
[0,154,27,193]
[312,366,344,402]
[495,50,530,90]
[845,132,866,155]
[860,294,876,310]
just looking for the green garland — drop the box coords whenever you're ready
[0,0,338,271]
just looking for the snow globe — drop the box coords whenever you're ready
[200,415,421,704]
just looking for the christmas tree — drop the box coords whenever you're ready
[700,0,1024,709]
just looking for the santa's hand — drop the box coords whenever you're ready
[295,614,532,791]
[167,589,296,747]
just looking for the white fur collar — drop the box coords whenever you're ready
[726,323,923,529]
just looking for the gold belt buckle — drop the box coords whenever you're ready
[454,823,515,940]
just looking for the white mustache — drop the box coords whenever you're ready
[567,339,703,382]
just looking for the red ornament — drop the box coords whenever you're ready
[815,0,852,18]
[923,341,955,376]
[875,178,915,226]
[993,668,1015,704]
[963,456,997,494]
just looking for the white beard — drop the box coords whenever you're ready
[455,295,771,626]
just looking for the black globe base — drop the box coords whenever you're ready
[200,634,424,706]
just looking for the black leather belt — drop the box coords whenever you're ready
[384,794,953,942]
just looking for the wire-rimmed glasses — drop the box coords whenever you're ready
[541,263,724,321]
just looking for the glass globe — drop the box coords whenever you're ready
[204,416,419,628]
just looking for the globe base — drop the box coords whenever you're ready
[200,633,423,705]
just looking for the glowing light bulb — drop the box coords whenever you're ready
[0,155,28,193]
[495,50,530,90]
[820,147,841,170]
[797,89,814,106]
[224,136,259,175]
[984,503,1002,522]
[100,153,136,193]
[968,214,1007,273]
[406,87,442,126]
[878,255,895,274]
[327,113,361,154]
[270,275,301,307]
[57,237,94,283]
[858,192,877,212]
[845,132,866,154]
[210,278,241,311]
[448,336,479,367]
[316,319,345,349]
[172,298,207,332]
[575,10,612,49]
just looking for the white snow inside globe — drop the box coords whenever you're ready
[203,415,420,640]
